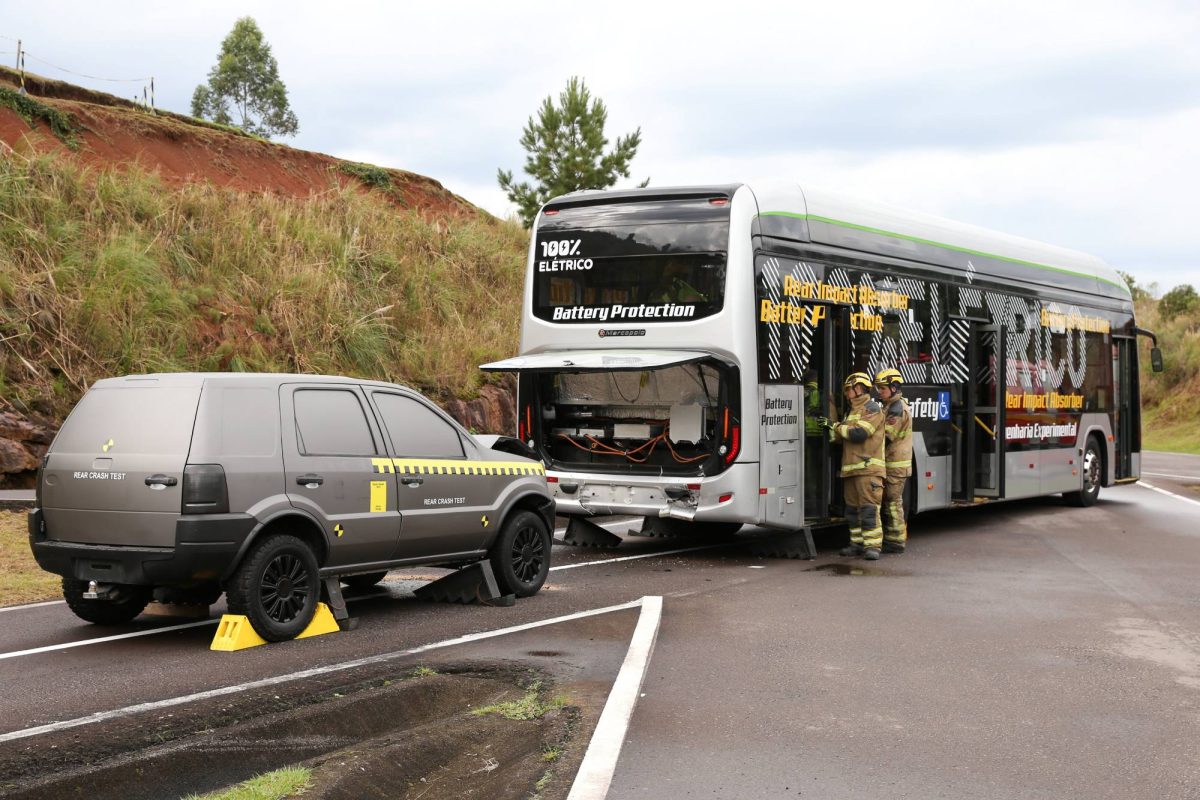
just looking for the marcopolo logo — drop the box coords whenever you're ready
[598,328,647,338]
[909,391,951,422]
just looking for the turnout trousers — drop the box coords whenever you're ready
[843,474,884,549]
[883,473,908,547]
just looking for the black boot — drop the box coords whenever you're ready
[882,542,906,554]
[863,548,881,561]
[840,544,864,557]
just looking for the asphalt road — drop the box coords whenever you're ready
[1,452,1198,798]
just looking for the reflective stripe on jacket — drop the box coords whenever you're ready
[833,394,886,478]
[884,394,913,477]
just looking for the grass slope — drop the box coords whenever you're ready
[0,154,527,419]
[1136,295,1200,455]
[0,510,59,605]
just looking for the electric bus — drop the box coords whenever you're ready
[482,184,1161,547]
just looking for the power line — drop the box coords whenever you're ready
[20,52,150,83]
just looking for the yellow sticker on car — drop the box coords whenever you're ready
[370,480,387,513]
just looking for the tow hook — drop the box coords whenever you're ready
[82,580,115,600]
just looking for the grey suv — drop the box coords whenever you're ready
[28,373,554,640]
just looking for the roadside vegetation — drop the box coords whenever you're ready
[182,766,311,800]
[0,510,59,605]
[1131,279,1200,454]
[472,680,569,721]
[0,153,527,421]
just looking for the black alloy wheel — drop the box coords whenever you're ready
[489,510,551,597]
[226,533,319,642]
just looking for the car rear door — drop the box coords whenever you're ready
[40,379,202,548]
[366,390,493,558]
[281,384,400,568]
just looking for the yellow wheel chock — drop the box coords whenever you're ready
[210,602,341,652]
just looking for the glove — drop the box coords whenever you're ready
[815,416,833,430]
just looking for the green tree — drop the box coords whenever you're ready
[498,77,646,227]
[1117,270,1151,302]
[1159,284,1199,322]
[191,17,299,138]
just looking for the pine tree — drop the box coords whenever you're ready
[498,77,646,227]
[191,17,299,139]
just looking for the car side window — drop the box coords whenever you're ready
[294,389,377,456]
[373,393,464,458]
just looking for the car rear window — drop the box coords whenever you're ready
[53,385,202,456]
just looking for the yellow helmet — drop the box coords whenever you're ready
[843,372,873,391]
[874,368,903,388]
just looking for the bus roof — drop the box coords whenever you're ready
[542,183,1130,301]
[754,183,1129,300]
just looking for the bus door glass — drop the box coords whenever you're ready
[971,324,1005,497]
[1113,336,1136,478]
[802,301,836,521]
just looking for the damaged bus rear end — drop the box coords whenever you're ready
[483,187,769,535]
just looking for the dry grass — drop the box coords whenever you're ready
[0,511,60,606]
[1135,294,1200,455]
[0,153,528,419]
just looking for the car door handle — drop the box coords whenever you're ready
[401,476,423,487]
[297,474,324,488]
[145,474,178,489]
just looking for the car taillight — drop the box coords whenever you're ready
[182,464,229,514]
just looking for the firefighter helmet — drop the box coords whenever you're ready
[843,372,873,391]
[874,368,903,388]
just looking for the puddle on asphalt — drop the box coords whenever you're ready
[805,563,910,577]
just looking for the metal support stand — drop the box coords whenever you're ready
[638,517,685,539]
[748,527,818,559]
[561,517,623,549]
[413,560,516,606]
[322,577,359,631]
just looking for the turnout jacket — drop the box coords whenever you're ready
[832,393,886,478]
[883,393,913,477]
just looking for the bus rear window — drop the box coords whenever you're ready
[533,199,730,325]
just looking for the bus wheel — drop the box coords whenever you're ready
[1064,438,1102,508]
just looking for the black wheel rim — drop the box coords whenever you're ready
[511,526,546,584]
[261,553,310,623]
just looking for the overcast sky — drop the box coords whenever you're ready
[5,1,1198,290]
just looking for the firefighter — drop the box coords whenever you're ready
[821,372,887,560]
[875,368,913,554]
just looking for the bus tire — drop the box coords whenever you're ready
[1064,437,1102,508]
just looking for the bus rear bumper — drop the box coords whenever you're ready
[548,463,760,522]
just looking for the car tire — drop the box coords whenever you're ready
[62,579,151,626]
[1064,438,1102,508]
[489,510,551,598]
[225,533,319,642]
[340,571,389,590]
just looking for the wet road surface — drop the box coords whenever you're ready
[1,453,1198,798]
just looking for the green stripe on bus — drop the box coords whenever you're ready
[758,211,1129,294]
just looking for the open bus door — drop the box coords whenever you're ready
[1113,336,1136,479]
[955,324,1006,500]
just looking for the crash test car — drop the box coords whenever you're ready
[28,373,554,641]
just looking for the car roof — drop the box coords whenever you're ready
[89,372,418,392]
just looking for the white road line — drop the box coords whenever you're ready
[567,595,663,800]
[550,542,732,571]
[0,597,646,744]
[0,619,218,661]
[1141,471,1200,481]
[0,599,65,613]
[1139,481,1200,509]
[0,589,395,662]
